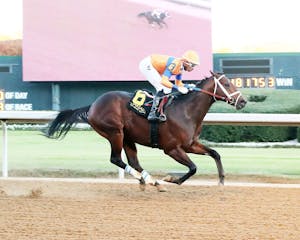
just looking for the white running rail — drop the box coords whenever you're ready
[1,111,300,177]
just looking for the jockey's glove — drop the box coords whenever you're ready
[178,86,188,94]
[184,84,196,90]
[172,85,188,94]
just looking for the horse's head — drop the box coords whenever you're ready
[161,11,170,19]
[207,71,247,110]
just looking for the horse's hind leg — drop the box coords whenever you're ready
[123,140,143,172]
[123,140,167,192]
[123,140,145,189]
[108,132,133,176]
[108,134,141,181]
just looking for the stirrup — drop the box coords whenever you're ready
[147,112,159,121]
[158,114,166,122]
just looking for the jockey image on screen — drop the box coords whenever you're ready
[139,50,200,122]
[151,8,165,20]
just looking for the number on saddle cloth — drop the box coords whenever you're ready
[128,90,173,118]
[127,90,154,118]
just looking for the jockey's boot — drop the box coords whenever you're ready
[157,97,167,122]
[148,90,165,122]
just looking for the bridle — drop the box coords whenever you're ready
[212,74,242,107]
[193,75,242,107]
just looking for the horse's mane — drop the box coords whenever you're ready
[195,76,212,88]
[171,76,213,104]
[179,76,212,96]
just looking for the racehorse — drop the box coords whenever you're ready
[137,11,170,28]
[45,72,247,191]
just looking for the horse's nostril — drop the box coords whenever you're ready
[241,99,247,105]
[236,99,247,110]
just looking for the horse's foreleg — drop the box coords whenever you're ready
[187,141,225,185]
[164,147,197,185]
[209,149,224,185]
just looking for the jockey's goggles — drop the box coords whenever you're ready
[186,62,197,68]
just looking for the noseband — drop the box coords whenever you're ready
[192,75,241,107]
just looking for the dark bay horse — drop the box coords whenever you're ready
[46,72,246,191]
[137,11,169,28]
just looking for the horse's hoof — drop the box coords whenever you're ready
[162,175,174,182]
[154,181,167,192]
[218,181,224,186]
[162,175,179,184]
[157,185,167,192]
[139,178,146,191]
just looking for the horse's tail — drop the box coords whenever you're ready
[137,12,146,17]
[45,105,90,139]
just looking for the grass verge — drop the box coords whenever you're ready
[0,130,299,181]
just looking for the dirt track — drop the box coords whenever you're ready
[0,179,299,240]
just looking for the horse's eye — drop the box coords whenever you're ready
[224,83,230,88]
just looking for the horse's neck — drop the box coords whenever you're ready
[170,92,213,126]
[185,92,213,123]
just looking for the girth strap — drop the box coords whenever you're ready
[150,122,159,148]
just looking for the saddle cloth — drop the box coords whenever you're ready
[127,90,171,118]
[127,90,154,118]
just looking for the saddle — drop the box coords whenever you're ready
[127,90,172,119]
[128,90,174,148]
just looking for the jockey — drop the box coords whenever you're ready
[139,50,200,122]
[151,8,165,20]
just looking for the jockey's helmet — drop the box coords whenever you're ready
[182,50,200,65]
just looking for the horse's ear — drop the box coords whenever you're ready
[210,70,215,76]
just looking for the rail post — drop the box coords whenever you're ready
[1,120,8,177]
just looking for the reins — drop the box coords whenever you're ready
[144,86,227,104]
[192,87,227,101]
[192,75,241,106]
[145,74,241,106]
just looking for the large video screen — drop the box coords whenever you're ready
[23,0,212,81]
